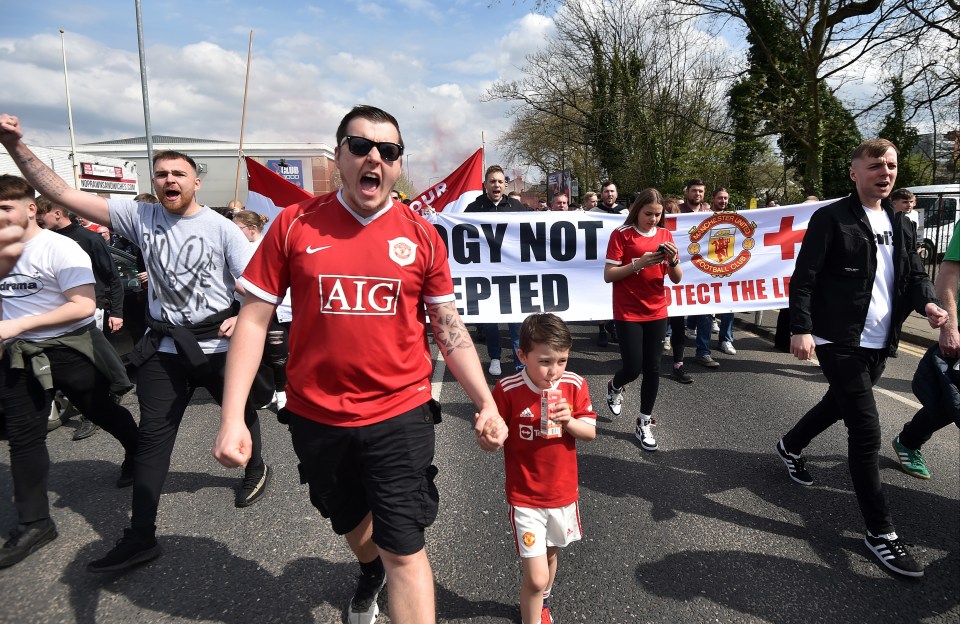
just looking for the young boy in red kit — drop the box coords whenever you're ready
[493,313,597,624]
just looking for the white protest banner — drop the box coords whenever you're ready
[430,201,831,323]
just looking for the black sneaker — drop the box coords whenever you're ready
[87,529,161,573]
[597,329,609,347]
[776,439,813,486]
[116,458,135,488]
[72,416,99,441]
[864,532,924,577]
[607,321,619,344]
[672,365,693,384]
[0,519,58,569]
[235,464,271,508]
[347,569,387,624]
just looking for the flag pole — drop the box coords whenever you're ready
[58,29,81,190]
[234,30,254,205]
[481,131,485,178]
[134,0,154,171]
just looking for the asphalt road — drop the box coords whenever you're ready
[1,324,957,623]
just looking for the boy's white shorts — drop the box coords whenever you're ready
[509,502,582,558]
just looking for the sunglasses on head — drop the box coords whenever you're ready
[339,136,404,162]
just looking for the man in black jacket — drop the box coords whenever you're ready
[776,138,947,578]
[464,165,525,376]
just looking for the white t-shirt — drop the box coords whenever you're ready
[0,229,95,341]
[861,207,895,348]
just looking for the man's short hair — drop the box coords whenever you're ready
[600,180,616,191]
[34,196,57,217]
[890,188,915,201]
[851,139,898,162]
[684,178,705,190]
[519,313,573,353]
[508,191,522,199]
[712,187,728,198]
[485,165,505,181]
[0,174,36,202]
[152,150,198,173]
[583,191,597,203]
[335,104,404,149]
[135,193,160,203]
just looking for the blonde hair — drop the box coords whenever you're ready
[233,210,269,232]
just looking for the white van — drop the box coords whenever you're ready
[907,184,960,260]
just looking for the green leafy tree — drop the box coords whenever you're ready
[877,76,921,187]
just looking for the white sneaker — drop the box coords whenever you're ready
[488,359,502,376]
[684,328,697,340]
[635,417,657,451]
[663,340,672,353]
[711,319,720,333]
[719,341,737,355]
[606,380,624,416]
[275,391,287,410]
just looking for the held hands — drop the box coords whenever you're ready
[212,420,252,468]
[474,406,507,451]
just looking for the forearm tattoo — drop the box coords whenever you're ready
[13,144,71,201]
[427,301,475,355]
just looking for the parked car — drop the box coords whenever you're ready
[909,184,960,261]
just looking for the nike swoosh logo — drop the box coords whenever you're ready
[38,365,50,371]
[306,245,332,254]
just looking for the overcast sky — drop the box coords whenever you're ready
[1,0,555,189]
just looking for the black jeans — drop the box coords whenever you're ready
[899,407,957,450]
[130,351,263,537]
[782,344,892,535]
[613,318,667,416]
[1,348,138,524]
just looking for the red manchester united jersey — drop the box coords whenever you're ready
[239,190,455,426]
[494,370,596,508]
[605,225,674,322]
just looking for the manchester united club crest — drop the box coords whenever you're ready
[387,237,417,267]
[688,212,757,278]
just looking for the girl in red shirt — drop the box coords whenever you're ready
[603,188,683,451]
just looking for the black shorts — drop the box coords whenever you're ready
[289,400,441,556]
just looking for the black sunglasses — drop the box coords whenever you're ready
[339,136,404,162]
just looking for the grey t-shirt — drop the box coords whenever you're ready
[107,200,253,354]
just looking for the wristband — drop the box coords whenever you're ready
[631,258,641,273]
[668,258,679,267]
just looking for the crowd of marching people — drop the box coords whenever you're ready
[0,106,957,624]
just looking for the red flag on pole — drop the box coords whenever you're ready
[245,156,313,232]
[408,148,483,214]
